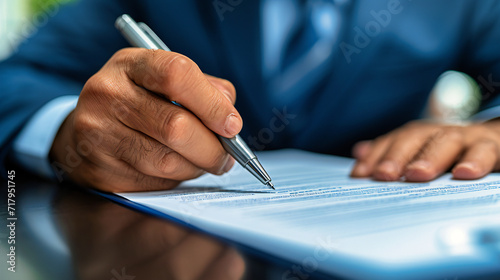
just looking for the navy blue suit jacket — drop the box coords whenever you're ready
[1,0,500,168]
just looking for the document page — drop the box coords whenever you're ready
[117,149,500,279]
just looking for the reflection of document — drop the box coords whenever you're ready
[117,149,500,279]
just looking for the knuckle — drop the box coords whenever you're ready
[84,73,119,99]
[161,109,191,146]
[166,53,194,75]
[73,113,93,133]
[153,148,179,176]
[73,113,100,141]
[161,53,196,94]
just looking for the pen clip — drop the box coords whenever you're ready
[138,22,171,51]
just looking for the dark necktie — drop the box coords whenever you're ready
[262,0,342,108]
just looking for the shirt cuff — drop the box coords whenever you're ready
[13,96,79,179]
[470,106,500,122]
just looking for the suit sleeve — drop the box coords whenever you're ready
[0,0,140,175]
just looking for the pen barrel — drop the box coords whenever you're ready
[218,135,256,166]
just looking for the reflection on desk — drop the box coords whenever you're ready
[1,174,332,280]
[57,187,245,279]
[2,172,497,280]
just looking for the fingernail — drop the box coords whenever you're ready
[408,160,430,170]
[454,162,477,171]
[453,162,483,179]
[352,163,369,177]
[378,160,398,175]
[453,162,479,176]
[223,157,235,173]
[224,114,241,136]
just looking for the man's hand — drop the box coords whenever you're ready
[50,48,241,192]
[351,120,500,182]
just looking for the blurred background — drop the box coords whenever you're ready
[0,0,25,60]
[0,0,482,121]
[0,0,68,60]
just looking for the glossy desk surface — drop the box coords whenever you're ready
[0,171,336,280]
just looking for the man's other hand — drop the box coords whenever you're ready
[351,120,500,182]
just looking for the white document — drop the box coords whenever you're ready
[117,149,500,279]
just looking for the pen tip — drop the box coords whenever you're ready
[267,182,275,190]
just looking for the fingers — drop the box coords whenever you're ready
[82,157,182,192]
[351,136,391,178]
[111,131,206,180]
[113,85,231,175]
[115,48,242,137]
[453,140,499,180]
[372,130,433,181]
[405,130,464,182]
[352,140,372,160]
[350,122,500,182]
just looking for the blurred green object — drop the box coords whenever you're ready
[28,0,73,15]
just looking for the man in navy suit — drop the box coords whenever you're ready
[1,0,500,192]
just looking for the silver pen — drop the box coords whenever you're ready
[115,14,274,190]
